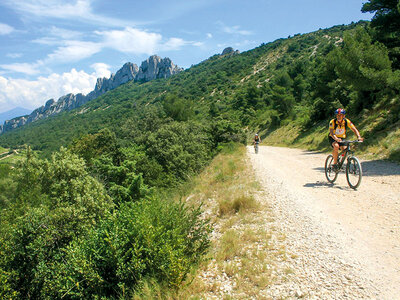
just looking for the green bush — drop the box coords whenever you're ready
[146,121,213,185]
[0,148,114,299]
[49,197,211,299]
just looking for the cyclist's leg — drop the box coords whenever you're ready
[332,142,340,164]
[328,135,339,164]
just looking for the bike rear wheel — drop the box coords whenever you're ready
[346,156,362,189]
[325,154,338,183]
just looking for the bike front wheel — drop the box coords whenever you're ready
[346,156,362,189]
[325,154,338,183]
[255,144,259,154]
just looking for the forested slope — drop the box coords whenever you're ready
[1,20,399,161]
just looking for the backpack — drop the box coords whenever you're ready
[333,118,348,131]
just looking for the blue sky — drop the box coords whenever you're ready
[0,0,372,113]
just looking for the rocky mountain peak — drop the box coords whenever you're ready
[0,55,183,135]
[221,47,240,56]
[136,55,183,82]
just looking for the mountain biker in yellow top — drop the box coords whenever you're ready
[328,108,363,168]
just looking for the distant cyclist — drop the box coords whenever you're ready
[253,133,261,145]
[328,108,363,169]
[253,133,261,153]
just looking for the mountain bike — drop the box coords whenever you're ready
[254,142,259,154]
[324,140,363,189]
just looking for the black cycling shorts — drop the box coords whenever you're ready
[328,135,346,148]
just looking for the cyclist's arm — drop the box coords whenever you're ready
[347,120,362,141]
[350,126,363,141]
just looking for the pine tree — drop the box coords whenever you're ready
[362,0,400,68]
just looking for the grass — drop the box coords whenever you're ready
[0,146,8,153]
[134,143,293,298]
[262,110,400,164]
[0,148,30,182]
[0,146,31,165]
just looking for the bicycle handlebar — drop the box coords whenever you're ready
[341,140,363,146]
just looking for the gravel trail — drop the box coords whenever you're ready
[247,145,400,299]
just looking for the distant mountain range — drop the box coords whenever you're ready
[0,55,183,135]
[0,107,32,124]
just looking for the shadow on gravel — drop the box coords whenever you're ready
[313,161,400,177]
[313,167,326,173]
[360,160,400,176]
[301,150,326,155]
[303,181,350,190]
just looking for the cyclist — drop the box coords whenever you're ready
[253,133,261,145]
[253,133,261,151]
[328,108,363,169]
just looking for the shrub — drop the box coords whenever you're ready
[146,121,213,185]
[50,197,211,299]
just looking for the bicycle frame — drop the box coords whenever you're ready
[254,141,259,153]
[338,140,359,170]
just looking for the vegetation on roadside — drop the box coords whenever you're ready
[0,145,212,299]
[134,144,291,299]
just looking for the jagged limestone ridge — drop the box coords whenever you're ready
[0,55,182,134]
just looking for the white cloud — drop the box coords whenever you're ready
[0,40,101,75]
[91,63,111,78]
[46,40,102,63]
[218,22,253,36]
[97,27,200,54]
[0,67,107,112]
[0,63,40,75]
[0,23,14,35]
[6,53,23,59]
[1,26,196,76]
[96,27,162,55]
[162,37,187,50]
[207,33,213,39]
[4,0,92,20]
[3,0,139,27]
[192,41,204,47]
[48,26,83,40]
[1,20,198,77]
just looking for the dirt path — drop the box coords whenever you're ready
[247,145,400,299]
[0,153,13,160]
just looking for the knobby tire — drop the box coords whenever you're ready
[346,156,362,189]
[325,154,338,183]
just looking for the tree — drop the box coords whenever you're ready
[92,147,151,204]
[146,122,212,185]
[362,0,400,68]
[328,27,393,92]
[0,148,114,298]
[270,85,295,118]
[69,128,122,165]
[162,94,194,121]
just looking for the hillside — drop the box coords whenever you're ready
[0,20,399,163]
